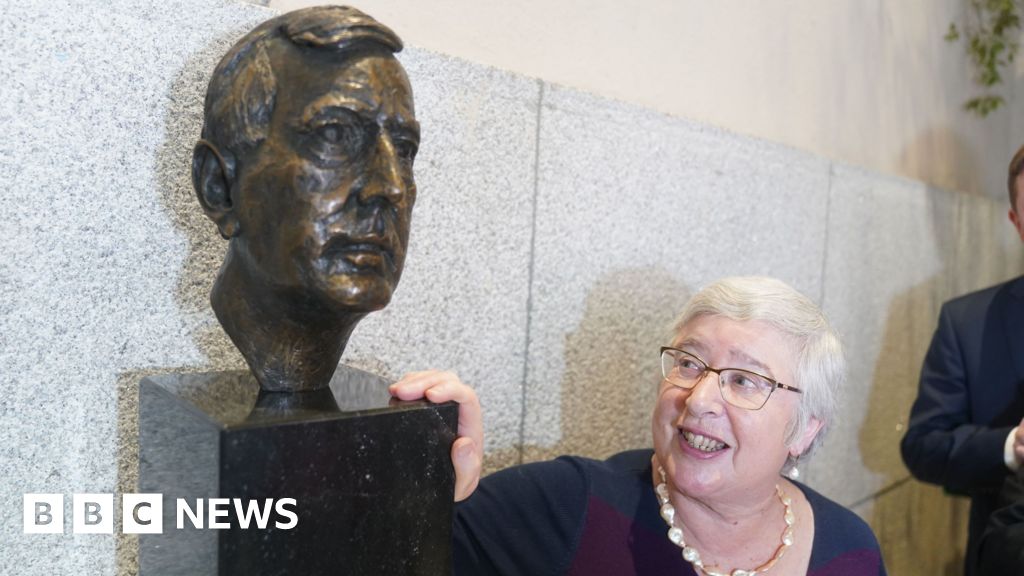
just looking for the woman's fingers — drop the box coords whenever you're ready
[452,436,481,502]
[390,370,484,501]
[421,375,484,467]
[388,370,447,400]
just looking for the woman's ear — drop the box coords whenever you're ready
[791,416,824,457]
[192,139,240,239]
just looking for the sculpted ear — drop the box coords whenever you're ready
[192,139,240,239]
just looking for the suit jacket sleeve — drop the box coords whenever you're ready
[900,302,1014,495]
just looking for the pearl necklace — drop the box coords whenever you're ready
[655,466,795,576]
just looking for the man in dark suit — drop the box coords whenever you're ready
[901,144,1024,576]
[975,472,1024,574]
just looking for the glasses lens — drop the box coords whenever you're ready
[720,369,774,409]
[661,349,705,386]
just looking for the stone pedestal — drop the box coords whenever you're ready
[138,366,457,576]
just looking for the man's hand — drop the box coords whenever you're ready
[1014,418,1024,466]
[390,370,483,502]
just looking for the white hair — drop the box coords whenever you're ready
[672,276,844,465]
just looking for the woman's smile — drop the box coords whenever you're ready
[678,426,730,457]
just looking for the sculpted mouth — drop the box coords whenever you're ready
[320,236,394,271]
[682,430,728,453]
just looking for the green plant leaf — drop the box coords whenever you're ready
[964,94,1005,116]
[946,22,961,41]
[950,0,1022,116]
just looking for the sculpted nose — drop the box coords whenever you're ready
[358,131,405,205]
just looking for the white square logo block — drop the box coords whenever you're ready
[122,494,163,534]
[24,494,64,534]
[73,493,114,534]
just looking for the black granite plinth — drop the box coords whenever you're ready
[138,366,457,576]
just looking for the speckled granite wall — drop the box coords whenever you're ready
[1,1,1020,574]
[520,85,830,464]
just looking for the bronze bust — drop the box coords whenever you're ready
[192,6,418,392]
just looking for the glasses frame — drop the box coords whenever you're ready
[659,346,802,410]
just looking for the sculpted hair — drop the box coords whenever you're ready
[672,276,844,466]
[200,6,403,155]
[1008,143,1024,208]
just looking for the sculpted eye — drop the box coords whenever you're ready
[314,122,363,150]
[393,136,418,162]
[319,125,341,142]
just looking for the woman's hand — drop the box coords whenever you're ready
[389,370,483,502]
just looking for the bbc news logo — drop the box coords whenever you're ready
[24,494,298,534]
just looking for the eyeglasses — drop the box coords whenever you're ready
[659,346,802,410]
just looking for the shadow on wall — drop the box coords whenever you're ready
[114,369,161,576]
[153,30,250,373]
[872,126,1024,573]
[113,27,255,576]
[523,268,690,464]
[860,282,970,575]
[899,125,983,198]
[858,187,964,575]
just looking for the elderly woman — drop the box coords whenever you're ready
[392,277,885,575]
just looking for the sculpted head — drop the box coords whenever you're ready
[192,7,418,391]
